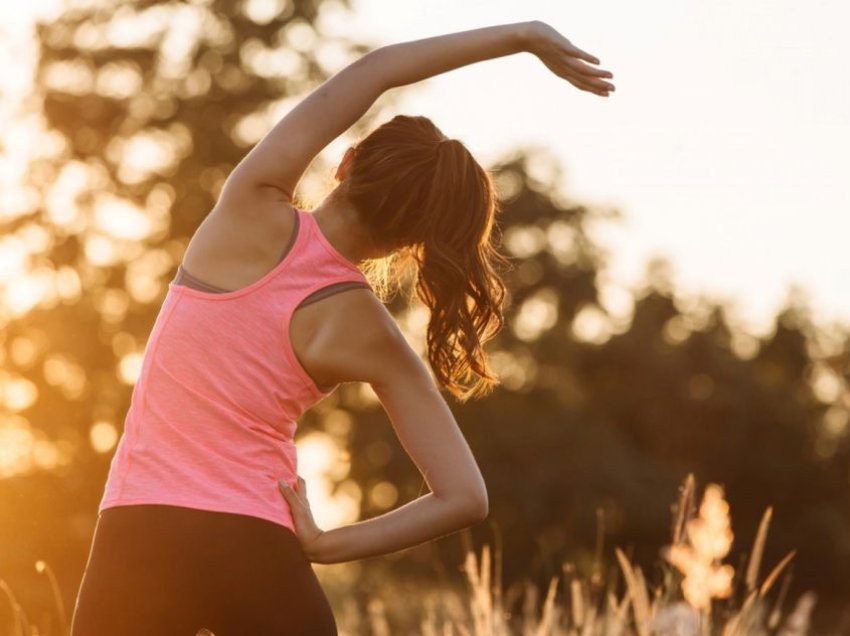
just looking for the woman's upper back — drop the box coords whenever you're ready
[98,204,378,531]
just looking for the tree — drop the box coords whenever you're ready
[0,0,395,623]
[341,148,850,614]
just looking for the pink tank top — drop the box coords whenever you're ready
[99,208,372,532]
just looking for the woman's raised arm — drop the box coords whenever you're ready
[223,21,613,202]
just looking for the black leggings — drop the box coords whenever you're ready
[70,504,337,635]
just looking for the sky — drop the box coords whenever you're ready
[2,0,849,337]
[322,0,850,336]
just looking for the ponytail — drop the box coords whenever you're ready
[337,115,510,401]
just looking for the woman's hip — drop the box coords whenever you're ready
[71,503,337,635]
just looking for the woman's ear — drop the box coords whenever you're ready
[335,146,356,181]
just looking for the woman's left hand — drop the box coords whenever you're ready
[278,476,326,560]
[525,21,615,97]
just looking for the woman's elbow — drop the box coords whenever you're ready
[464,490,489,523]
[440,489,489,525]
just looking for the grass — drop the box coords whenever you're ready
[335,474,813,635]
[0,474,822,635]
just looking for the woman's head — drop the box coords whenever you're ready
[330,114,510,402]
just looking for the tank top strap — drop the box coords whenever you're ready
[298,209,370,283]
[283,209,372,305]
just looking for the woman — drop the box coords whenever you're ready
[70,20,614,635]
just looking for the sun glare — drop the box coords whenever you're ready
[89,420,118,454]
[117,351,144,385]
[0,414,71,479]
[513,287,559,342]
[296,431,361,530]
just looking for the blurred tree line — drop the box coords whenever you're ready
[0,0,848,631]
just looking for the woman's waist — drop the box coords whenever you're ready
[107,444,297,491]
[120,418,298,476]
[99,489,297,534]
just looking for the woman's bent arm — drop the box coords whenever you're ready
[309,489,485,565]
[224,22,535,200]
[279,290,488,564]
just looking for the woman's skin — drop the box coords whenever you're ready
[180,21,615,564]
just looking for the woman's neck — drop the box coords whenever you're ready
[311,196,384,264]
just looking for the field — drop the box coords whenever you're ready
[2,475,835,636]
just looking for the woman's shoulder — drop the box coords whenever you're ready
[179,191,299,292]
[294,286,410,386]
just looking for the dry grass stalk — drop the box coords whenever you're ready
[602,590,630,636]
[35,559,67,635]
[633,566,654,624]
[570,577,585,628]
[516,580,539,635]
[464,544,500,635]
[767,572,793,629]
[535,576,560,636]
[672,473,697,546]
[745,507,773,593]
[721,589,758,636]
[614,548,651,636]
[0,577,28,636]
[580,603,598,636]
[759,550,797,598]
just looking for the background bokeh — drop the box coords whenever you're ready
[0,0,848,633]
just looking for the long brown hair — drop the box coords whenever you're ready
[332,114,510,402]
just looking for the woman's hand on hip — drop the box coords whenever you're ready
[525,21,615,97]
[278,476,326,561]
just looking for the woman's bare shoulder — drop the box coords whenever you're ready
[300,288,425,388]
[181,188,297,291]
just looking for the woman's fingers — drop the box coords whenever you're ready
[561,67,614,92]
[279,480,293,499]
[567,43,600,65]
[281,476,312,514]
[573,73,615,91]
[279,480,302,509]
[540,55,614,92]
[278,476,324,548]
[565,74,611,96]
[570,61,614,79]
[564,62,615,91]
[563,57,615,84]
